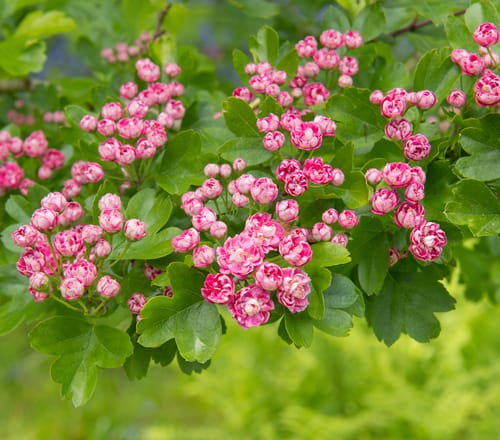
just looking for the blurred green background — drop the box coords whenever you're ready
[2,281,500,440]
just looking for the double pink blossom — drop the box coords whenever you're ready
[217,233,264,279]
[228,285,274,328]
[201,273,235,304]
[277,267,311,313]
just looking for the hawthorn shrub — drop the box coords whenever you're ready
[0,0,499,406]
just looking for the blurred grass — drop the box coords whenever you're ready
[1,282,500,440]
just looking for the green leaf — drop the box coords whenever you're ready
[177,354,211,375]
[307,242,351,269]
[306,266,331,320]
[248,26,280,65]
[29,317,133,407]
[313,308,353,337]
[14,10,75,39]
[366,271,456,346]
[349,217,389,295]
[352,3,387,41]
[464,0,499,34]
[5,182,49,223]
[284,312,314,348]
[445,180,500,236]
[109,227,181,260]
[0,38,46,77]
[219,137,273,166]
[227,0,280,18]
[422,160,458,222]
[138,263,222,363]
[323,5,351,33]
[64,104,91,127]
[126,189,172,235]
[150,34,176,66]
[156,130,204,194]
[413,49,461,104]
[233,48,251,82]
[445,14,478,51]
[327,171,370,208]
[0,266,35,335]
[124,341,151,380]
[222,97,259,137]
[275,48,299,81]
[326,88,386,154]
[456,127,500,181]
[151,339,177,366]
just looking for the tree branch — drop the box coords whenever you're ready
[389,9,466,38]
[153,2,172,41]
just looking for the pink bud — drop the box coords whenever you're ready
[128,292,147,314]
[204,163,220,177]
[276,199,300,223]
[210,221,228,239]
[124,219,147,240]
[94,239,112,258]
[97,275,121,298]
[60,277,85,300]
[31,208,58,232]
[192,245,216,268]
[99,209,125,233]
[338,210,359,229]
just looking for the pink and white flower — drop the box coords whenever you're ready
[228,284,274,328]
[277,267,311,313]
[217,233,264,279]
[97,275,121,298]
[201,273,235,304]
[171,228,200,252]
[124,219,147,240]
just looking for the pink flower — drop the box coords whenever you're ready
[311,222,333,241]
[447,89,467,107]
[371,188,400,215]
[256,113,280,132]
[295,35,318,57]
[279,234,312,267]
[165,62,182,77]
[201,273,235,304]
[338,210,359,229]
[416,90,436,110]
[233,158,246,172]
[101,102,123,121]
[0,162,24,189]
[303,82,330,106]
[192,245,216,268]
[459,53,485,76]
[172,228,200,252]
[245,217,284,253]
[369,90,384,104]
[136,58,161,82]
[164,100,185,119]
[280,111,303,131]
[80,115,97,131]
[380,94,406,118]
[203,163,219,177]
[382,162,413,188]
[405,182,425,202]
[344,30,363,48]
[201,178,223,199]
[117,117,144,139]
[16,249,46,277]
[384,118,413,140]
[128,292,147,315]
[219,164,232,178]
[263,131,285,151]
[29,272,50,290]
[232,87,254,102]
[250,177,279,204]
[284,171,309,197]
[181,192,203,216]
[120,82,138,99]
[389,247,401,267]
[136,138,156,159]
[210,220,227,239]
[98,193,122,210]
[97,118,116,136]
[99,209,125,233]
[217,233,264,279]
[277,267,311,313]
[472,22,500,47]
[330,167,343,185]
[94,239,112,258]
[276,158,301,182]
[303,157,333,185]
[331,233,348,247]
[11,225,38,248]
[322,208,338,224]
[23,131,48,157]
[474,70,500,106]
[254,263,283,291]
[31,208,58,232]
[313,115,336,136]
[58,201,84,226]
[53,230,84,257]
[62,179,81,199]
[97,275,121,298]
[232,192,250,208]
[404,134,431,161]
[60,277,85,300]
[320,29,344,49]
[64,259,97,288]
[276,199,300,223]
[228,285,274,328]
[339,56,358,76]
[124,219,147,240]
[409,221,447,261]
[394,202,425,229]
[81,224,103,245]
[42,149,65,170]
[192,207,217,231]
[313,48,340,69]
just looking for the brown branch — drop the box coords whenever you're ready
[0,79,31,93]
[389,9,466,38]
[153,2,172,41]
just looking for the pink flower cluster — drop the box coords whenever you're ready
[0,130,65,196]
[232,28,362,110]
[450,23,500,107]
[5,99,66,127]
[100,32,151,63]
[365,163,446,262]
[80,58,185,175]
[369,87,436,161]
[12,191,146,312]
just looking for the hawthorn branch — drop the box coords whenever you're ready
[389,9,466,38]
[153,2,172,41]
[0,79,31,93]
